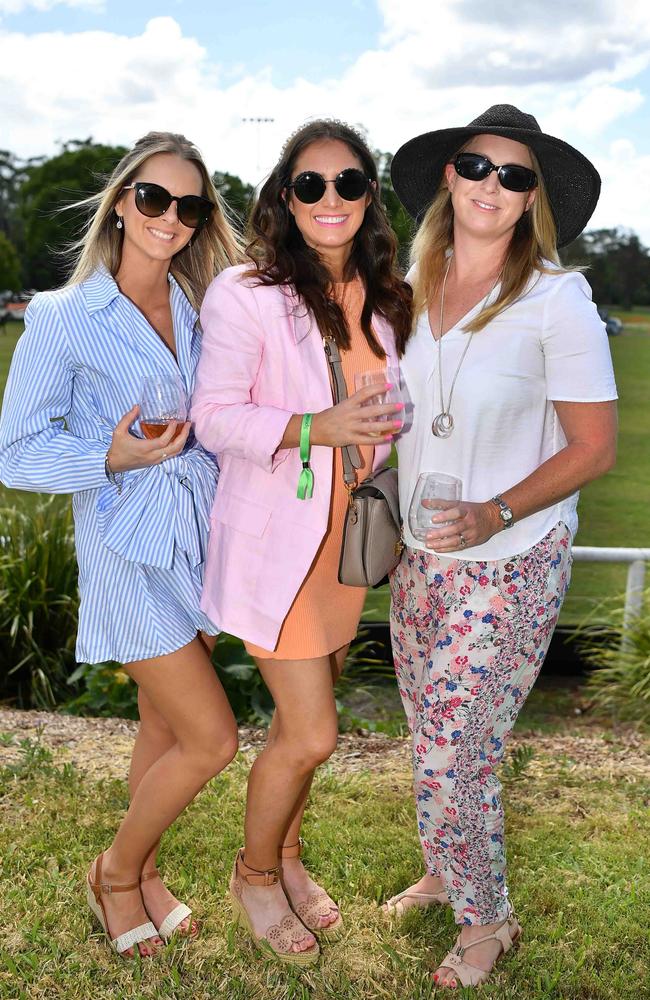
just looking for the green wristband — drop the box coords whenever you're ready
[296,413,314,500]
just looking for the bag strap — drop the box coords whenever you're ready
[323,336,362,487]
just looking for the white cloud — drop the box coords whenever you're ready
[1,4,650,243]
[590,139,650,242]
[0,0,102,13]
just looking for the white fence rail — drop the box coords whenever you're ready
[573,546,649,648]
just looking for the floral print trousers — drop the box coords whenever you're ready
[390,522,572,925]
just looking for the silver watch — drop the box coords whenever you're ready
[490,495,514,529]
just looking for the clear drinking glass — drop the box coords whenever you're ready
[408,472,462,541]
[139,374,187,441]
[354,367,403,424]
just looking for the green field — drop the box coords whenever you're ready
[1,710,649,1000]
[1,313,648,624]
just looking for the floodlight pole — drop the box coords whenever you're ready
[241,116,275,173]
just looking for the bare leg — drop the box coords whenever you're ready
[238,654,339,951]
[94,637,237,956]
[277,644,347,845]
[273,645,347,928]
[131,633,218,934]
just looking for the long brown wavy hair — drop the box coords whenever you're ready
[246,120,412,357]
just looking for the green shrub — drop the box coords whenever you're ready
[579,590,650,722]
[0,498,396,725]
[65,661,137,719]
[64,634,276,724]
[0,498,80,708]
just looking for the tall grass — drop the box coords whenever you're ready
[579,590,650,722]
[0,498,79,707]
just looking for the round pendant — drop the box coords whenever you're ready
[432,411,454,438]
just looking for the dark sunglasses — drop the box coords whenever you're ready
[453,153,538,193]
[287,168,371,204]
[122,181,214,229]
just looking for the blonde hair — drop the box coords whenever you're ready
[410,147,563,332]
[66,132,243,310]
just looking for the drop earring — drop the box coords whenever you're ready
[116,216,123,230]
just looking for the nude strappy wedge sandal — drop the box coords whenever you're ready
[229,849,320,966]
[434,912,522,988]
[279,839,344,940]
[140,868,198,942]
[86,853,161,957]
[382,884,449,917]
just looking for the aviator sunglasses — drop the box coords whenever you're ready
[453,152,538,193]
[287,168,371,204]
[122,181,215,229]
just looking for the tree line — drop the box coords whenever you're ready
[0,139,648,309]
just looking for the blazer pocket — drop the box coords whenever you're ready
[210,490,272,539]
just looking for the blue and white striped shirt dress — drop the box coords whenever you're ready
[0,267,220,664]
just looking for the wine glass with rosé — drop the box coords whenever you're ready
[354,367,403,426]
[139,374,187,441]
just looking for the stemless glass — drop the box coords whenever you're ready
[139,374,187,441]
[408,472,462,541]
[354,367,403,424]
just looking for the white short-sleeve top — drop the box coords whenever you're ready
[396,265,618,561]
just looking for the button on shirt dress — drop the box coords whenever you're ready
[0,268,219,665]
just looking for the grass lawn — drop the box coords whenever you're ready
[1,314,649,624]
[1,692,649,1000]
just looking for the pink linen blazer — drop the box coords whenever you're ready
[192,263,400,649]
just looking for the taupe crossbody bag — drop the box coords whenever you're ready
[323,337,403,587]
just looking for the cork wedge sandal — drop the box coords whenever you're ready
[433,912,522,989]
[229,849,320,966]
[382,885,449,918]
[279,840,344,940]
[86,853,161,958]
[140,868,199,942]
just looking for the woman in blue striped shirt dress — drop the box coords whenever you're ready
[0,132,241,957]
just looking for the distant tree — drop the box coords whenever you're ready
[18,139,127,290]
[0,232,21,290]
[376,150,414,270]
[213,171,255,233]
[561,227,650,308]
[0,149,34,252]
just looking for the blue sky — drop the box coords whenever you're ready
[3,0,385,87]
[1,0,650,241]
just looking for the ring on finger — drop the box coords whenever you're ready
[459,532,467,548]
[161,451,168,460]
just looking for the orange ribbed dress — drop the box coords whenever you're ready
[245,280,385,661]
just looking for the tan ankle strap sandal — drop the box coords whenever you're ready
[435,913,522,988]
[277,839,344,940]
[86,853,159,957]
[229,849,320,966]
[278,839,303,859]
[140,868,197,942]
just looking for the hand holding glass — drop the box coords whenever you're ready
[354,367,403,426]
[140,374,187,441]
[408,472,462,541]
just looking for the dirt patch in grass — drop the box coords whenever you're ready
[1,708,649,786]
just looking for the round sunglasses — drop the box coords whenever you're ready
[287,168,371,204]
[453,153,538,193]
[122,181,215,229]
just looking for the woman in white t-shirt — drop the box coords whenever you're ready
[384,105,618,989]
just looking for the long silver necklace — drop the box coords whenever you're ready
[431,254,498,439]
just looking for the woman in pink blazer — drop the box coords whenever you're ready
[193,120,412,964]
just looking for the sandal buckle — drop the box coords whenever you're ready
[100,882,112,894]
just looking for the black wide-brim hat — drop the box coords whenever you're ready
[391,104,601,247]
